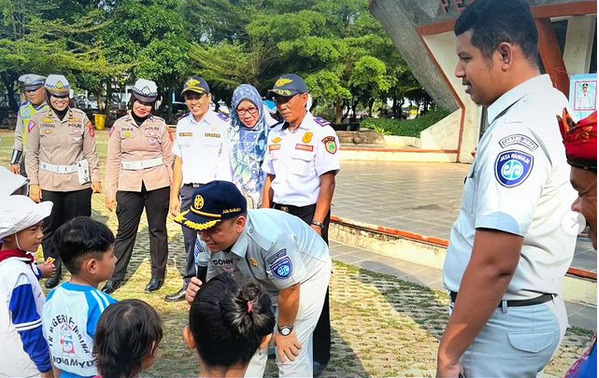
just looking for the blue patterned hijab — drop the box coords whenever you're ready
[230,84,270,207]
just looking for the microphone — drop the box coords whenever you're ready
[196,251,210,284]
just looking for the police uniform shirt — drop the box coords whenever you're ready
[105,112,174,198]
[12,101,48,152]
[206,208,331,299]
[26,108,101,191]
[261,111,340,206]
[172,110,233,184]
[443,74,577,301]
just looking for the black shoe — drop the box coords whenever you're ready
[165,287,187,302]
[45,276,60,289]
[313,362,327,377]
[144,278,164,293]
[101,280,121,294]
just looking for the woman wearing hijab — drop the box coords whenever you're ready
[229,84,277,209]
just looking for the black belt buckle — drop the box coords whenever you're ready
[280,205,289,212]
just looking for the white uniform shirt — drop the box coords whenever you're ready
[262,112,340,206]
[205,209,331,301]
[172,110,233,184]
[444,75,577,300]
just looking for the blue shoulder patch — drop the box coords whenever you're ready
[314,117,330,127]
[217,113,230,122]
[494,150,534,188]
[271,257,293,279]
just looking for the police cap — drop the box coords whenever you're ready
[18,74,46,91]
[131,78,158,103]
[45,74,70,97]
[267,74,309,98]
[181,76,210,96]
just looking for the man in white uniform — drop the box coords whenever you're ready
[166,76,233,302]
[178,180,331,377]
[436,1,577,377]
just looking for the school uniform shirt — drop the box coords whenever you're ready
[443,74,577,301]
[26,108,101,191]
[0,255,51,377]
[206,208,331,300]
[42,283,117,378]
[172,111,233,184]
[105,112,174,199]
[262,112,340,206]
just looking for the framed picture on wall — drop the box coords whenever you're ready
[569,73,597,119]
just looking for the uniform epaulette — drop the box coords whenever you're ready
[178,112,190,121]
[150,114,165,122]
[71,108,86,116]
[217,112,230,122]
[314,117,331,126]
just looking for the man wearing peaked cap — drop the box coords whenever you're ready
[166,76,233,302]
[559,110,597,378]
[11,74,48,177]
[263,73,339,375]
[179,180,332,377]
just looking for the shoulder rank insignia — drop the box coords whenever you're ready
[314,117,331,127]
[177,112,190,122]
[217,113,230,122]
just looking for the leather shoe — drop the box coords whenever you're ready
[45,276,60,289]
[313,362,327,377]
[101,280,121,294]
[164,287,187,302]
[144,278,164,293]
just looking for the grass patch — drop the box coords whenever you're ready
[361,109,451,137]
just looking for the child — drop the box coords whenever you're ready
[94,299,163,378]
[0,195,54,377]
[183,274,275,378]
[42,216,117,378]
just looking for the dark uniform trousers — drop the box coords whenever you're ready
[111,184,170,282]
[273,202,331,366]
[180,183,203,286]
[42,188,92,277]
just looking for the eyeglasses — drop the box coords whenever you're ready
[237,107,258,116]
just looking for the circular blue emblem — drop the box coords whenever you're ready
[495,150,534,188]
[271,257,293,279]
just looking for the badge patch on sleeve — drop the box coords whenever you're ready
[28,121,36,133]
[322,136,337,154]
[498,134,538,151]
[494,150,534,188]
[271,257,293,279]
[267,249,287,264]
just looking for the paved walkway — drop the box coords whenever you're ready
[334,160,597,273]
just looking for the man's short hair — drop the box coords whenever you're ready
[53,216,115,275]
[455,0,539,65]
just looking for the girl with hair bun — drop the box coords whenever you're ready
[184,273,275,377]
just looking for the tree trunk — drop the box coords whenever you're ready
[334,96,342,124]
[1,71,19,112]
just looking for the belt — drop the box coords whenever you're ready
[273,203,315,213]
[184,183,204,188]
[450,291,555,308]
[40,161,78,174]
[121,157,164,170]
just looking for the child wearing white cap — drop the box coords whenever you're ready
[0,196,54,377]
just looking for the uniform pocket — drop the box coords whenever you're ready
[290,152,313,176]
[507,330,557,353]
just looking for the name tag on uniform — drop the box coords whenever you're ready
[295,143,313,152]
[269,144,281,151]
[204,132,221,138]
[179,132,193,137]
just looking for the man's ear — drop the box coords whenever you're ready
[183,326,196,349]
[498,42,514,69]
[234,215,247,233]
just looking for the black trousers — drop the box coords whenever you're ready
[41,188,92,277]
[180,184,203,286]
[273,202,331,365]
[110,185,170,282]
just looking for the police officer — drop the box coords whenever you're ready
[437,1,577,376]
[101,79,174,295]
[26,74,102,289]
[261,74,340,375]
[179,180,331,377]
[166,76,232,302]
[10,74,48,177]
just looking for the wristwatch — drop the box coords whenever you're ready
[310,220,324,229]
[277,325,293,336]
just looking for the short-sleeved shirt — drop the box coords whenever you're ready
[205,208,331,301]
[262,112,340,206]
[12,101,48,152]
[105,112,174,198]
[172,111,232,184]
[42,283,117,378]
[443,74,577,300]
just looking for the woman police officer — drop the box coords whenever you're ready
[26,74,102,288]
[102,79,174,294]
